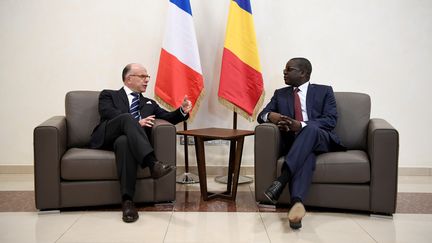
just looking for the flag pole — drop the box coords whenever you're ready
[183,121,189,173]
[233,111,237,129]
[176,121,199,184]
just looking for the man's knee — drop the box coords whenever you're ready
[114,135,128,149]
[300,124,320,136]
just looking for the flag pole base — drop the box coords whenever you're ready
[214,175,253,184]
[176,172,200,184]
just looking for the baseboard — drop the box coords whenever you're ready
[398,167,432,176]
[0,164,431,176]
[0,165,34,174]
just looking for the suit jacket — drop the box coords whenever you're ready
[257,84,344,150]
[90,88,188,148]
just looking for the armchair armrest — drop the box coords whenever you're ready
[151,119,176,167]
[254,123,281,203]
[368,118,399,214]
[33,116,67,210]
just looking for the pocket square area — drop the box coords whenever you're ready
[146,101,152,104]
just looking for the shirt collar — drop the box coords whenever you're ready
[296,81,310,92]
[123,86,136,96]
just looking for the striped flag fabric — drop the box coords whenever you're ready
[155,0,204,118]
[218,0,264,121]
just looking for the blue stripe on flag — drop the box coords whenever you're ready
[234,0,252,14]
[170,0,192,15]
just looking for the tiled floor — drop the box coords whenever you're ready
[1,174,432,243]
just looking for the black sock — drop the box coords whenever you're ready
[291,197,302,204]
[122,194,132,202]
[276,164,291,187]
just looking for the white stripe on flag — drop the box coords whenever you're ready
[162,1,202,74]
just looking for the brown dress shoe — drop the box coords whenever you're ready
[122,200,139,223]
[288,202,306,229]
[150,161,175,179]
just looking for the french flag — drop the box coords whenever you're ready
[155,0,204,118]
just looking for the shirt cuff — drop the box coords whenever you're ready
[180,107,187,116]
[262,112,270,122]
[300,121,307,128]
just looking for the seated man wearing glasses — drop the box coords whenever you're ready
[258,57,345,229]
[90,63,191,223]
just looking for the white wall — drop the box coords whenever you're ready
[0,0,431,168]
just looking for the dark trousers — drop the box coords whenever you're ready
[103,114,154,198]
[282,124,332,201]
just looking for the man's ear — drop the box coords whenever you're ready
[300,69,307,80]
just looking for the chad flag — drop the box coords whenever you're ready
[218,0,264,121]
[155,0,204,119]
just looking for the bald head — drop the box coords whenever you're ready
[122,63,150,93]
[122,63,145,82]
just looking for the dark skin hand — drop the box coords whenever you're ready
[268,112,302,132]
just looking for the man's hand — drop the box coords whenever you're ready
[181,95,192,114]
[283,116,302,132]
[139,115,155,127]
[268,112,302,132]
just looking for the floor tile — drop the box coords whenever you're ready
[164,212,270,243]
[174,191,258,212]
[57,211,172,243]
[261,212,376,243]
[0,212,81,243]
[353,214,432,243]
[176,176,253,192]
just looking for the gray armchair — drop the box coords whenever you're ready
[254,92,399,214]
[34,91,177,210]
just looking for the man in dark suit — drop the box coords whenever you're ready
[257,57,345,229]
[90,63,191,223]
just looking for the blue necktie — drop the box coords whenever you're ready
[130,92,140,120]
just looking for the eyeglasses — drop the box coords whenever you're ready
[130,74,151,80]
[284,67,301,73]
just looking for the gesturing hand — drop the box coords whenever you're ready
[181,95,192,114]
[139,115,156,127]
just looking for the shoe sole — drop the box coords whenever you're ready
[152,166,176,179]
[288,202,305,229]
[264,191,278,205]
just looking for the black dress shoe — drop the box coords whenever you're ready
[264,181,284,204]
[122,200,139,223]
[150,161,176,179]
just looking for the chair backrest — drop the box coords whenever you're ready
[65,91,100,147]
[334,92,371,150]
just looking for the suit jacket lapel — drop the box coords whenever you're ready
[138,94,146,109]
[306,84,315,119]
[286,87,295,118]
[118,88,129,111]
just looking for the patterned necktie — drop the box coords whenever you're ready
[130,92,140,120]
[294,88,303,121]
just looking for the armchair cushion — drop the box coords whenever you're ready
[61,148,151,180]
[333,92,370,150]
[65,91,100,148]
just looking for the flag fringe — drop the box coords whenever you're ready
[154,89,205,124]
[218,91,265,122]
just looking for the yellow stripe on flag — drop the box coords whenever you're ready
[224,1,261,72]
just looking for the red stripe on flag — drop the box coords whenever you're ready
[218,48,263,116]
[155,49,204,109]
